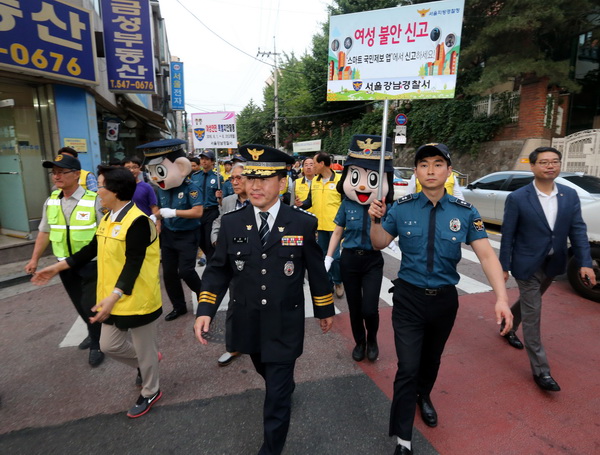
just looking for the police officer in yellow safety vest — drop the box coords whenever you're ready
[25,153,105,367]
[58,146,99,192]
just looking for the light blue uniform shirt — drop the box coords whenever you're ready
[382,192,487,288]
[334,198,378,250]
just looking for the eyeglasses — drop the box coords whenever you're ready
[536,160,561,167]
[124,165,140,170]
[49,170,76,176]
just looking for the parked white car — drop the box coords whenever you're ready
[568,200,600,303]
[462,171,600,225]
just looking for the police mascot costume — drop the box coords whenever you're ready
[137,139,203,321]
[325,134,394,362]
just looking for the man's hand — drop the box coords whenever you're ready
[90,294,119,324]
[319,316,334,334]
[503,271,510,282]
[496,302,513,336]
[368,199,386,221]
[30,263,63,285]
[580,267,596,287]
[24,259,38,275]
[294,197,303,207]
[194,316,212,345]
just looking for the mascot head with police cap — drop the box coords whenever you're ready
[337,134,395,205]
[137,139,191,190]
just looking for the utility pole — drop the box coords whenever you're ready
[257,37,280,150]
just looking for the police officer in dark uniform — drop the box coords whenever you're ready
[192,150,223,263]
[138,139,204,321]
[194,144,335,455]
[369,143,513,455]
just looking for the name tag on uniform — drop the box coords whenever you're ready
[233,237,248,243]
[281,235,303,246]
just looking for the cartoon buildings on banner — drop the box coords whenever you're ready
[191,112,238,149]
[327,0,465,101]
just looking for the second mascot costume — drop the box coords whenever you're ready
[325,134,394,362]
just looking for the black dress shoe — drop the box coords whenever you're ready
[89,349,104,367]
[165,308,187,321]
[78,336,91,350]
[352,342,366,361]
[503,330,524,349]
[366,341,379,361]
[417,395,438,427]
[533,374,561,391]
[394,445,412,455]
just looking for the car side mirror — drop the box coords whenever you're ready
[467,183,475,189]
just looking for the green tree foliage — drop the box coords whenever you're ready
[236,99,269,145]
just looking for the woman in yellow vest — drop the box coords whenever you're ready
[32,166,162,419]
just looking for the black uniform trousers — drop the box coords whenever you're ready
[59,261,101,349]
[198,206,219,262]
[340,248,383,345]
[389,279,458,440]
[160,227,202,312]
[250,354,296,455]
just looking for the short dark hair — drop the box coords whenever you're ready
[58,147,78,158]
[122,156,142,167]
[529,146,562,164]
[97,165,136,201]
[188,156,200,165]
[314,152,331,167]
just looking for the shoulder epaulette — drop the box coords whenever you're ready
[222,204,249,217]
[396,194,414,204]
[293,205,317,217]
[451,198,472,209]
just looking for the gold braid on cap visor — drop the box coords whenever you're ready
[243,162,287,176]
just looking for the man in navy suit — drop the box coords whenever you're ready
[499,146,596,391]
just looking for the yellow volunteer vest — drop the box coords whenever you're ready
[79,170,90,190]
[415,172,457,195]
[310,172,342,231]
[295,177,313,213]
[47,189,98,258]
[96,204,161,316]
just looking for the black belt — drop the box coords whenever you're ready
[396,278,455,296]
[344,248,378,256]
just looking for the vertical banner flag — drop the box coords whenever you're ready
[101,0,156,93]
[170,62,185,110]
[327,0,465,101]
[191,112,238,149]
[0,0,97,85]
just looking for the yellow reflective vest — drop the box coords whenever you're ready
[47,189,98,258]
[96,204,161,316]
[416,171,458,195]
[295,177,313,212]
[79,170,91,190]
[310,172,342,231]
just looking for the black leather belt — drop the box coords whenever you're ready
[345,248,377,255]
[396,278,454,296]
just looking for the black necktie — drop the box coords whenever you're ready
[259,212,270,247]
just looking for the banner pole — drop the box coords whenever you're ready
[375,99,390,224]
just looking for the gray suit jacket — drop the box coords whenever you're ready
[210,194,245,244]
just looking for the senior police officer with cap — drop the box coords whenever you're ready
[194,144,335,455]
[25,153,104,366]
[369,143,513,455]
[137,139,204,321]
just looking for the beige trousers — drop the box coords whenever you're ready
[100,319,159,397]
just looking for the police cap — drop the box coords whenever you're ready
[136,138,186,162]
[239,144,294,178]
[345,134,393,172]
[414,143,451,166]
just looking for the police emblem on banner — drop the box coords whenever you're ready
[284,261,294,276]
[235,260,244,271]
[194,128,205,141]
[449,218,461,232]
[353,81,363,91]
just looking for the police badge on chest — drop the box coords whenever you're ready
[235,260,244,271]
[284,261,294,276]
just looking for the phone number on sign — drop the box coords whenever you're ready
[0,44,82,76]
[109,80,155,90]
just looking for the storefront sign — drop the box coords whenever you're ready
[292,140,322,154]
[101,0,155,93]
[64,137,88,152]
[191,112,237,149]
[327,0,464,101]
[170,61,185,110]
[0,0,97,85]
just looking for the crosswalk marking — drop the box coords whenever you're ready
[59,238,499,347]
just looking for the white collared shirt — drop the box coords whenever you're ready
[253,199,281,232]
[533,182,558,230]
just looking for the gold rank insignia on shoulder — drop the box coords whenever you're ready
[281,235,303,246]
[246,225,253,230]
[278,226,285,232]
